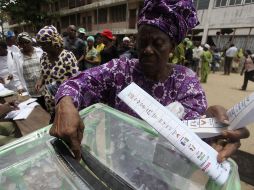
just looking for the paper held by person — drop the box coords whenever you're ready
[118,82,231,186]
[185,92,254,138]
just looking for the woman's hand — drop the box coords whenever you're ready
[206,105,229,124]
[50,96,85,160]
[206,105,250,163]
[35,79,43,92]
[7,74,13,80]
[0,102,18,116]
[209,128,249,163]
[17,89,24,95]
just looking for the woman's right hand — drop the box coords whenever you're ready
[50,96,85,160]
[17,89,24,95]
[35,79,43,92]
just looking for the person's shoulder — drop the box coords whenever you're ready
[34,47,43,54]
[62,49,76,59]
[102,57,138,71]
[76,38,84,44]
[11,50,22,59]
[172,64,197,79]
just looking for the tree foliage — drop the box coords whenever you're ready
[0,0,58,29]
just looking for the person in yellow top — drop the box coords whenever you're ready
[84,36,99,69]
[95,33,105,65]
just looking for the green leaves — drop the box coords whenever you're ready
[0,0,58,29]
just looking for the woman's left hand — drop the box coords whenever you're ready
[206,105,250,163]
[209,128,249,163]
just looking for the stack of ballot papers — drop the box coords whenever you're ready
[5,98,39,120]
[0,83,15,97]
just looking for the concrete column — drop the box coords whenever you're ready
[126,2,129,29]
[201,0,215,44]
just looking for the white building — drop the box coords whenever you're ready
[7,0,254,50]
[194,0,254,51]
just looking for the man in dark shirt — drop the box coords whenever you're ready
[100,29,119,65]
[63,25,85,69]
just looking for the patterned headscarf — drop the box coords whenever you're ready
[137,0,199,44]
[17,32,32,43]
[36,25,63,48]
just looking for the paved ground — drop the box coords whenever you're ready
[201,72,254,190]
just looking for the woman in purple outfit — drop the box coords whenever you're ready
[51,0,249,161]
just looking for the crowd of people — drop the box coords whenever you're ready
[0,0,251,187]
[169,37,254,88]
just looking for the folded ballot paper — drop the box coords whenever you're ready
[0,83,15,97]
[5,98,39,120]
[118,82,231,186]
[183,92,254,138]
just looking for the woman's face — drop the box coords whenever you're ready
[18,40,33,54]
[87,40,94,48]
[38,42,55,54]
[137,25,174,79]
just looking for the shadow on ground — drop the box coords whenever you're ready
[231,150,254,186]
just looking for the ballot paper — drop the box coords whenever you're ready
[184,92,254,138]
[118,82,230,186]
[5,98,38,120]
[183,118,224,138]
[227,93,254,130]
[0,83,15,97]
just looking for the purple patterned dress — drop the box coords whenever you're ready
[55,57,207,120]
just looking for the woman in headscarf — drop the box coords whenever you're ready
[50,0,249,164]
[35,26,79,118]
[12,32,43,99]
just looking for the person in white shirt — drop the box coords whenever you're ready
[192,41,203,76]
[0,41,17,91]
[224,44,238,75]
[12,32,43,97]
[6,31,20,54]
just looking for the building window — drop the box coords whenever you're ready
[109,4,127,22]
[129,9,136,29]
[70,14,76,26]
[82,16,92,31]
[198,0,210,9]
[69,0,76,9]
[61,16,69,29]
[193,0,210,9]
[98,8,107,24]
[76,0,92,7]
[94,10,98,24]
[229,0,243,5]
[215,0,254,7]
[77,13,80,26]
[245,0,254,3]
[59,0,68,8]
[215,0,229,7]
[229,0,236,5]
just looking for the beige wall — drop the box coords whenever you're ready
[92,21,127,31]
[197,4,254,29]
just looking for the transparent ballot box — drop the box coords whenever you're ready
[0,103,221,190]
